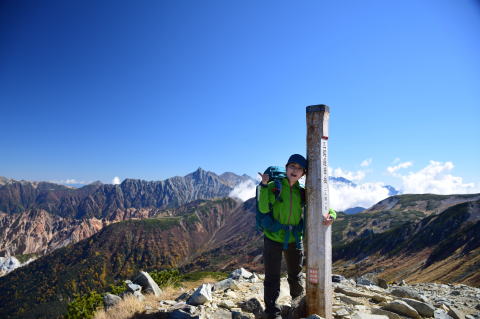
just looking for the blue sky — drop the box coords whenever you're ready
[1,1,479,198]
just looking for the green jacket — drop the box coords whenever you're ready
[258,177,304,243]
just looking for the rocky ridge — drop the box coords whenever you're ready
[0,169,251,219]
[0,169,253,257]
[366,194,480,217]
[101,268,480,319]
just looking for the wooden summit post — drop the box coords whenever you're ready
[305,105,332,318]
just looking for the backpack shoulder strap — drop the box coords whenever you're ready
[272,179,283,202]
[300,187,306,206]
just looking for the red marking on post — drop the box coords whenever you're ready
[308,267,319,284]
[321,136,329,140]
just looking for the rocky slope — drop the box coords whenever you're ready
[333,193,480,246]
[103,269,480,319]
[333,198,480,287]
[0,198,260,319]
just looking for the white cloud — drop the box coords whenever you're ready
[360,158,372,167]
[332,167,366,182]
[387,161,413,174]
[393,160,477,194]
[329,181,390,211]
[229,180,257,201]
[50,179,89,185]
[112,176,121,185]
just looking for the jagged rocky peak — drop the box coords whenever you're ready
[120,178,142,186]
[0,176,11,186]
[188,167,211,179]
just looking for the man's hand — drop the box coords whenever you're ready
[323,213,334,226]
[258,172,269,185]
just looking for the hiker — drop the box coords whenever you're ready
[257,154,335,319]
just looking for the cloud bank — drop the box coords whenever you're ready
[112,177,121,185]
[391,160,477,194]
[329,181,390,212]
[228,180,257,201]
[50,179,89,185]
[227,160,478,212]
[331,167,366,182]
[329,166,390,211]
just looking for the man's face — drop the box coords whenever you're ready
[286,163,304,184]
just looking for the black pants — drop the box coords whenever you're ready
[263,236,304,316]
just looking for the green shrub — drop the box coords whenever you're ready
[108,281,127,295]
[150,269,182,287]
[181,271,228,282]
[64,290,103,319]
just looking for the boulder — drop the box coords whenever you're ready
[103,293,121,309]
[169,303,196,313]
[231,311,254,319]
[338,295,364,306]
[219,300,236,310]
[356,276,376,286]
[382,300,421,319]
[187,284,213,306]
[168,309,199,319]
[249,273,260,283]
[435,299,453,308]
[335,285,375,298]
[333,274,346,283]
[176,292,191,302]
[391,288,427,302]
[230,268,253,280]
[378,278,388,289]
[225,290,238,299]
[371,294,388,303]
[401,298,435,317]
[335,308,350,317]
[125,280,142,293]
[447,307,466,319]
[213,278,239,291]
[371,308,403,319]
[133,271,162,296]
[352,312,389,319]
[239,297,264,316]
[133,290,145,302]
[434,309,454,319]
[209,308,232,319]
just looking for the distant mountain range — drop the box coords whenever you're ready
[329,176,399,196]
[0,168,252,219]
[0,169,252,257]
